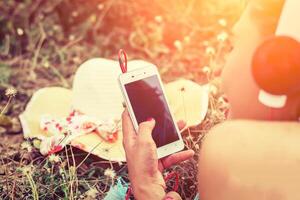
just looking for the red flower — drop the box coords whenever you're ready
[47,145,63,155]
[107,131,118,143]
[81,122,97,131]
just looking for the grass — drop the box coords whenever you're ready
[0,0,246,199]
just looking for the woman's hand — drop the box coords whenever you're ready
[122,110,194,200]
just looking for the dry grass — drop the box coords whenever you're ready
[0,0,246,199]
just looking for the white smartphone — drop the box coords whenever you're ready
[118,65,184,158]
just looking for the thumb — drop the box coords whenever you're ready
[164,191,182,200]
[137,118,156,143]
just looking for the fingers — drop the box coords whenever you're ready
[160,150,194,170]
[122,109,137,149]
[164,191,183,200]
[137,118,156,145]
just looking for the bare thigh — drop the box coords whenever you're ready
[198,120,300,200]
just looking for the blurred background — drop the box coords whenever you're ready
[0,0,247,199]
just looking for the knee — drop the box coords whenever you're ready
[197,121,252,200]
[196,120,300,200]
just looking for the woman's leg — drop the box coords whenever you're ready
[198,120,300,200]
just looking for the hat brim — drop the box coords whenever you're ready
[20,59,209,162]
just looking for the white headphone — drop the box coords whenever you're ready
[253,0,300,109]
[252,36,300,109]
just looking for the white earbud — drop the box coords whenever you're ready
[258,90,287,108]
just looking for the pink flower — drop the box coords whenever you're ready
[47,145,63,155]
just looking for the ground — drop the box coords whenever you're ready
[0,1,245,199]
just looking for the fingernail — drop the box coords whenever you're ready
[165,197,174,200]
[146,117,154,122]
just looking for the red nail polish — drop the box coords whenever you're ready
[146,117,154,122]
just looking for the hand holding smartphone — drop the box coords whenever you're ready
[118,65,184,158]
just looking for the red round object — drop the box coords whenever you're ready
[252,36,300,95]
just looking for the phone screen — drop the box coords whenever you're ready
[125,75,179,148]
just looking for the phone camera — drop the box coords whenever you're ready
[131,75,134,78]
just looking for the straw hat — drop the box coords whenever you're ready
[20,58,208,161]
